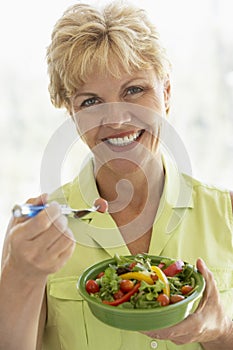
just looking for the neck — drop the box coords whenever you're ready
[95,154,165,214]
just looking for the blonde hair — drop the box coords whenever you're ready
[47,0,171,112]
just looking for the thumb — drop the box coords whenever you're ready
[26,193,49,205]
[196,258,212,280]
[196,257,219,302]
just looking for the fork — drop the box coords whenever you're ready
[12,203,100,219]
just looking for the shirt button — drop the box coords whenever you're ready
[150,340,158,349]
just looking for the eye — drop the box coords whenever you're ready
[81,97,100,108]
[126,86,143,96]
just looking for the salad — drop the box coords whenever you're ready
[85,254,199,309]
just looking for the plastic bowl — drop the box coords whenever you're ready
[77,255,205,331]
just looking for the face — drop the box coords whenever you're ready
[71,68,170,175]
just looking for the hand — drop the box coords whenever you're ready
[3,194,75,281]
[143,258,233,346]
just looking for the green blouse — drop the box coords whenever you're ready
[43,155,233,350]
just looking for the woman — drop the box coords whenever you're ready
[1,1,233,349]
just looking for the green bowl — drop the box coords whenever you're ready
[77,255,205,331]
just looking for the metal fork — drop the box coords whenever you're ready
[12,204,100,219]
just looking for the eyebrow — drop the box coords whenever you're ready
[121,76,148,89]
[73,75,149,99]
[73,92,98,100]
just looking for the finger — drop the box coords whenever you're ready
[61,226,75,242]
[12,202,62,239]
[47,228,75,256]
[193,261,218,323]
[142,311,199,341]
[196,258,218,295]
[27,215,74,252]
[142,331,161,339]
[196,258,209,276]
[25,217,69,253]
[26,193,49,205]
[94,197,108,213]
[55,238,76,270]
[196,258,219,310]
[11,193,49,225]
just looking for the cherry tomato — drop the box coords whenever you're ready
[162,260,184,277]
[120,279,134,293]
[170,294,185,304]
[129,262,137,270]
[96,271,105,279]
[150,273,158,282]
[103,283,141,306]
[85,279,100,294]
[157,293,170,306]
[181,285,194,295]
[113,290,125,300]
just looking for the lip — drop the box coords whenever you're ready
[102,129,143,140]
[101,129,145,151]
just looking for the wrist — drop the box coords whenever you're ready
[202,318,233,350]
[216,318,233,343]
[2,258,48,292]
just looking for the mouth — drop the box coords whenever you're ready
[102,130,145,147]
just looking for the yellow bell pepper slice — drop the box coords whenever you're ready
[151,265,170,297]
[119,271,154,285]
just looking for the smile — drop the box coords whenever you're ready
[104,130,144,147]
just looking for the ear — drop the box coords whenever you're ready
[163,75,171,115]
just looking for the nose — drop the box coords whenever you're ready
[73,102,135,135]
[101,102,132,128]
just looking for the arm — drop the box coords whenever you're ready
[36,294,47,350]
[0,261,47,350]
[0,195,75,350]
[195,259,233,350]
[230,191,233,211]
[143,190,233,348]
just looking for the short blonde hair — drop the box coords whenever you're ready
[47,0,171,112]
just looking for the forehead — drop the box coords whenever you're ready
[77,68,158,92]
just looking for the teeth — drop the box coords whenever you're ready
[106,131,141,146]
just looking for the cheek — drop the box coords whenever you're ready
[140,92,165,115]
[80,129,98,149]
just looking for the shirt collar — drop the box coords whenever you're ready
[64,153,194,252]
[68,152,194,212]
[68,156,99,211]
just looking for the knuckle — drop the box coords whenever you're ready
[61,234,75,247]
[34,204,61,230]
[26,197,37,204]
[26,194,47,205]
[34,213,52,231]
[58,234,74,248]
[49,201,61,212]
[63,228,75,241]
[52,215,68,233]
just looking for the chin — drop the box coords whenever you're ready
[93,141,158,176]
